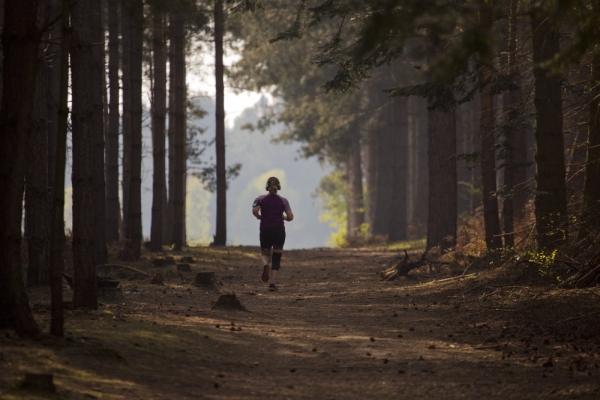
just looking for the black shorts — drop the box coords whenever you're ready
[260,226,286,252]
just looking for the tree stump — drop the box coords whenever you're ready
[194,272,221,292]
[177,264,192,273]
[212,293,247,311]
[20,373,55,392]
[149,273,164,284]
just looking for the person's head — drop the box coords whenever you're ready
[265,176,281,193]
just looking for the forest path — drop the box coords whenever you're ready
[1,246,599,399]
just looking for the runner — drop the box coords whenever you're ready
[252,176,294,291]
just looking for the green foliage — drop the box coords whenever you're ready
[526,249,558,274]
[313,169,349,247]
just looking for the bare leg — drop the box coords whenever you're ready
[270,249,283,285]
[261,249,272,283]
[269,269,278,284]
[261,254,271,266]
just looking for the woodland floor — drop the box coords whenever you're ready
[1,245,600,399]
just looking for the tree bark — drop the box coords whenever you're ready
[166,21,175,246]
[479,74,502,250]
[371,91,394,237]
[105,0,120,244]
[346,132,364,239]
[530,8,568,250]
[388,97,408,242]
[214,0,227,246]
[45,0,61,235]
[170,11,186,250]
[123,0,144,259]
[26,0,50,287]
[0,0,41,336]
[71,0,98,309]
[49,0,70,336]
[478,0,502,250]
[426,84,457,252]
[120,0,131,238]
[501,0,520,247]
[365,126,377,231]
[150,8,166,252]
[91,0,107,265]
[414,96,429,236]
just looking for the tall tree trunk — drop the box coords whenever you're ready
[48,0,67,336]
[346,132,364,239]
[0,0,41,336]
[502,0,520,247]
[456,96,475,218]
[120,0,131,239]
[92,0,107,264]
[479,74,502,250]
[165,26,175,246]
[407,96,417,233]
[105,0,120,244]
[26,0,50,287]
[170,11,186,250]
[45,0,61,232]
[365,127,377,232]
[388,98,408,242]
[511,82,529,221]
[214,0,227,246]
[365,81,383,235]
[49,0,70,336]
[426,84,457,252]
[123,0,143,259]
[530,8,568,250]
[371,91,393,237]
[71,0,98,309]
[414,96,429,236]
[478,0,502,250]
[163,159,171,245]
[150,8,166,252]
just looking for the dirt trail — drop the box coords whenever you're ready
[1,246,599,399]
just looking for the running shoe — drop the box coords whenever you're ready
[261,265,271,282]
[269,283,277,292]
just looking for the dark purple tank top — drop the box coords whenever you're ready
[253,194,291,229]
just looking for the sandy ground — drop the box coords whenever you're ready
[1,245,599,399]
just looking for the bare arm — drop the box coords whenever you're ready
[284,209,294,221]
[252,205,261,219]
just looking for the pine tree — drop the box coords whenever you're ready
[0,0,42,336]
[71,0,99,309]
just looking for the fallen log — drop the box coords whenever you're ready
[380,250,424,281]
[563,250,600,288]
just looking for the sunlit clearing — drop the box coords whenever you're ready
[186,176,213,245]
